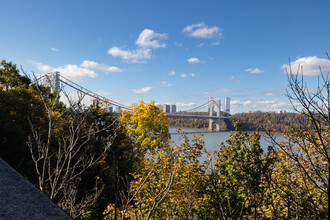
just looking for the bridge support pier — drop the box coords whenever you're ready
[208,119,213,131]
[208,98,221,132]
[208,119,221,131]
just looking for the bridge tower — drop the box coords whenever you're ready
[208,97,221,131]
[42,71,60,92]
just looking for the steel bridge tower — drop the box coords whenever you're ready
[208,97,221,131]
[42,71,60,92]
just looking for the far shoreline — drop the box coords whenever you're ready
[169,127,285,136]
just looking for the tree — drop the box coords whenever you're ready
[0,61,138,218]
[27,79,116,217]
[103,100,173,220]
[127,131,206,220]
[267,56,330,218]
[104,101,208,220]
[103,129,207,220]
[119,100,170,156]
[0,60,30,91]
[262,144,326,219]
[0,60,42,178]
[205,123,273,219]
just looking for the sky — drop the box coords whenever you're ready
[1,0,330,114]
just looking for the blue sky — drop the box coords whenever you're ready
[1,0,330,113]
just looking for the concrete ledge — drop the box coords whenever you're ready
[0,158,71,219]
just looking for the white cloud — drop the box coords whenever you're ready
[108,29,167,63]
[210,41,220,46]
[80,60,122,72]
[30,60,115,81]
[108,47,151,63]
[187,57,201,64]
[281,56,330,76]
[268,102,293,110]
[158,81,172,87]
[169,71,175,76]
[179,73,196,78]
[183,22,222,39]
[244,68,264,74]
[230,75,243,81]
[133,86,153,94]
[135,29,167,48]
[250,92,276,97]
[230,99,293,113]
[175,102,198,108]
[215,88,231,93]
[31,59,124,82]
[256,100,277,105]
[53,64,97,81]
[50,47,59,52]
[264,92,276,96]
[32,61,52,72]
[181,92,210,100]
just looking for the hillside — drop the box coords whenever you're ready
[168,111,302,132]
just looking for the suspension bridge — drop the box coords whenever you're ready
[166,98,227,131]
[39,72,228,131]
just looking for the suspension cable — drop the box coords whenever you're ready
[183,100,212,112]
[59,75,131,110]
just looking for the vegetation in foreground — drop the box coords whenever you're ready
[0,60,329,219]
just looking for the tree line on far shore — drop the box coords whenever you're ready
[168,111,305,132]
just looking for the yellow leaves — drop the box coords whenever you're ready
[266,142,328,218]
[103,203,134,219]
[103,203,115,215]
[123,129,207,219]
[51,109,61,118]
[120,100,169,154]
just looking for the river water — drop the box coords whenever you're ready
[169,127,285,161]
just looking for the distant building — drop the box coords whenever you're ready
[224,97,230,113]
[108,106,113,112]
[163,104,171,113]
[170,104,176,113]
[157,104,176,113]
[156,104,176,113]
[42,71,60,91]
[277,110,286,114]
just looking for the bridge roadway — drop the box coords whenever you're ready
[166,114,227,120]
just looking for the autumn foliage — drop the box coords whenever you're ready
[102,100,328,219]
[0,60,328,219]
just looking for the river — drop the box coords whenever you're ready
[169,127,285,161]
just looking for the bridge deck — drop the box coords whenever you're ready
[166,114,227,120]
